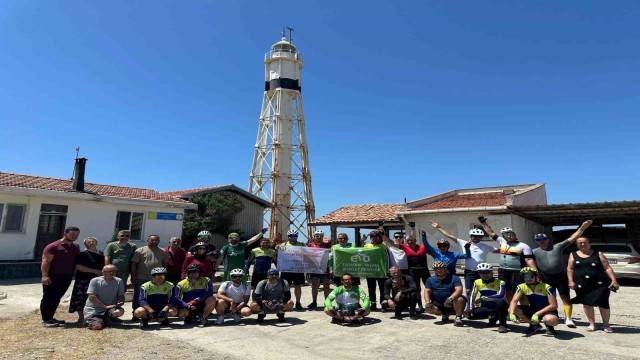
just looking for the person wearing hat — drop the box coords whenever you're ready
[182,242,214,280]
[172,263,215,326]
[421,225,471,278]
[424,261,467,326]
[216,228,268,283]
[216,268,252,325]
[133,267,176,328]
[250,268,294,323]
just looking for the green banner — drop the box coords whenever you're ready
[333,247,387,278]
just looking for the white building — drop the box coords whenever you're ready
[0,166,196,262]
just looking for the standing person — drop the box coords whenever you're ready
[163,237,187,284]
[69,237,105,323]
[568,237,619,333]
[277,230,306,310]
[328,233,360,286]
[216,228,267,282]
[40,226,81,327]
[509,267,559,335]
[215,269,253,325]
[83,265,125,330]
[421,226,471,277]
[384,266,418,319]
[424,261,467,326]
[478,215,536,302]
[430,221,496,315]
[182,242,214,280]
[388,223,430,312]
[250,269,294,323]
[533,220,592,328]
[364,229,390,311]
[246,237,276,290]
[130,235,168,314]
[104,230,137,285]
[306,230,332,308]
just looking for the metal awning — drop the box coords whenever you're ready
[509,201,640,226]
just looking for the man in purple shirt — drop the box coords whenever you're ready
[40,226,81,327]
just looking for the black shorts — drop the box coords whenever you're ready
[540,272,570,298]
[180,302,206,315]
[222,301,249,313]
[519,305,559,319]
[464,269,481,291]
[433,296,467,315]
[251,273,268,288]
[498,268,521,291]
[281,272,305,285]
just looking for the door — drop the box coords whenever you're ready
[34,204,68,260]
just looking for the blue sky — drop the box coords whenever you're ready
[1,0,639,224]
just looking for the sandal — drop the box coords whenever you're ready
[603,327,613,333]
[586,326,596,332]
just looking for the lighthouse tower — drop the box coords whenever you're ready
[249,31,316,242]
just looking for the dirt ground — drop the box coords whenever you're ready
[1,278,640,360]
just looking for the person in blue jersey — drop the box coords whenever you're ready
[469,263,508,333]
[422,226,471,276]
[509,267,559,335]
[172,264,215,326]
[424,261,467,326]
[133,267,177,328]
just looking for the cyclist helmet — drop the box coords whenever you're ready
[469,228,484,236]
[313,230,324,237]
[151,267,167,276]
[228,232,240,239]
[267,268,279,275]
[476,263,493,271]
[500,227,515,235]
[534,234,547,241]
[195,241,208,248]
[229,268,245,276]
[186,264,201,273]
[436,239,450,246]
[520,267,539,276]
[198,230,211,238]
[432,261,447,269]
[287,230,298,236]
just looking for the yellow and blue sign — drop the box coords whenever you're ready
[148,212,184,221]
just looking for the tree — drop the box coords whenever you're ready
[181,192,244,249]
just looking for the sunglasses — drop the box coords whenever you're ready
[394,235,404,238]
[522,274,535,279]
[231,275,243,278]
[437,244,449,247]
[288,234,298,238]
[478,271,492,275]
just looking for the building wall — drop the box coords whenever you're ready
[0,192,186,260]
[205,191,266,250]
[511,185,547,206]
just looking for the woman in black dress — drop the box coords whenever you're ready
[69,237,105,323]
[567,236,619,333]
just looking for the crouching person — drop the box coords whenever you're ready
[250,268,294,323]
[173,264,216,326]
[324,273,371,325]
[134,267,177,328]
[216,269,252,325]
[83,265,125,330]
[384,266,418,319]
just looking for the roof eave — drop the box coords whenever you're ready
[398,205,509,215]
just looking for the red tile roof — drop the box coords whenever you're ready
[0,172,193,204]
[411,192,507,211]
[164,185,231,197]
[311,204,405,225]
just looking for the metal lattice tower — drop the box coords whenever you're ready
[249,33,315,242]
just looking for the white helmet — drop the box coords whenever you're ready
[469,228,484,236]
[287,230,298,236]
[198,230,211,238]
[500,227,514,235]
[476,263,493,271]
[313,230,324,237]
[229,268,245,276]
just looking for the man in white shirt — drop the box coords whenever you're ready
[215,269,252,324]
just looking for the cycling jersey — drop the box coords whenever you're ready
[220,241,249,273]
[325,285,370,310]
[493,236,533,270]
[422,235,470,274]
[455,239,496,270]
[139,281,173,309]
[470,278,506,309]
[399,244,429,268]
[172,277,213,307]
[250,248,276,274]
[515,282,555,310]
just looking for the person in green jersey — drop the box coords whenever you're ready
[324,273,371,324]
[216,228,268,282]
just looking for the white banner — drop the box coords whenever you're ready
[277,246,330,274]
[388,246,408,270]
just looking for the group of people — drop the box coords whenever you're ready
[40,214,620,335]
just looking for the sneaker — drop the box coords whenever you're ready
[370,303,378,311]
[215,317,224,325]
[139,318,149,328]
[257,313,266,323]
[295,302,303,311]
[42,320,60,328]
[381,303,389,313]
[277,312,286,322]
[307,302,317,309]
[565,318,576,328]
[331,317,341,324]
[417,307,425,314]
[463,309,472,319]
[526,323,542,334]
[160,318,169,326]
[52,318,66,325]
[487,317,498,327]
[409,312,419,320]
[498,325,509,333]
[454,317,463,327]
[200,316,209,326]
[441,314,450,322]
[232,314,242,323]
[545,325,556,335]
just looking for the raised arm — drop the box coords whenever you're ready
[477,215,497,239]
[420,229,441,258]
[430,221,457,242]
[378,226,397,247]
[247,228,269,246]
[567,220,593,244]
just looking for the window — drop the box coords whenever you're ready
[115,211,144,240]
[1,203,27,232]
